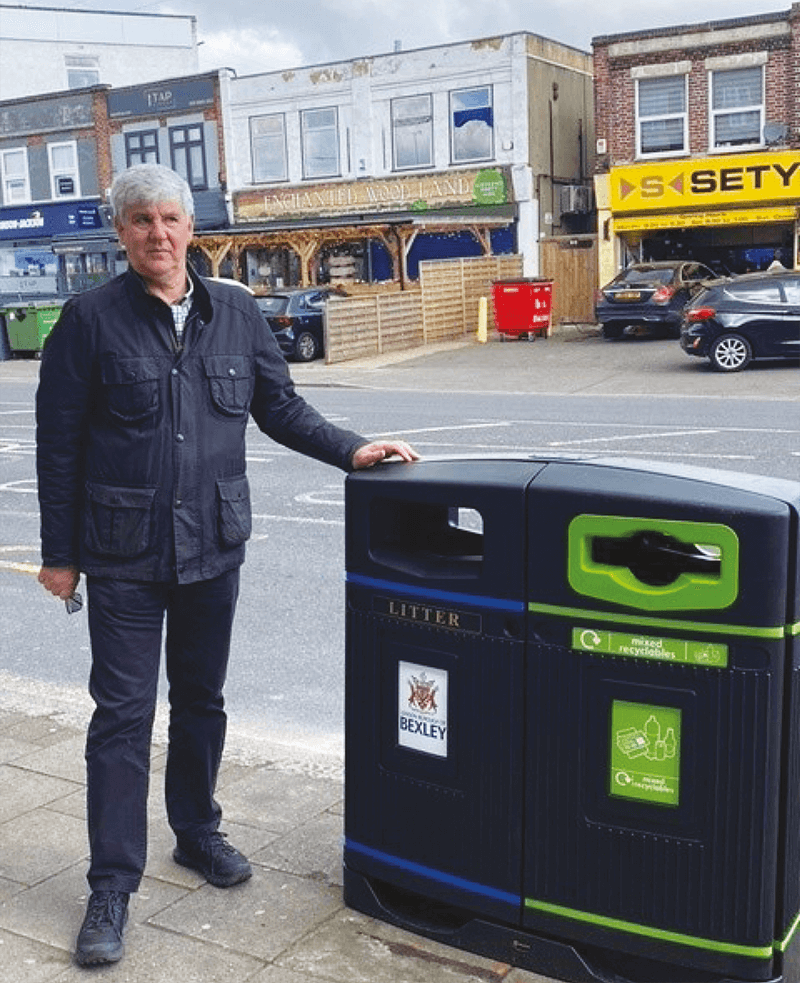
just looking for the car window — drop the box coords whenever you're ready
[257,296,290,315]
[780,277,800,305]
[686,264,715,281]
[615,267,673,286]
[723,281,784,304]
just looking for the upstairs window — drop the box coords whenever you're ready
[251,114,288,183]
[301,108,340,180]
[1,148,30,204]
[170,124,207,190]
[637,75,687,156]
[450,86,493,163]
[711,67,763,149]
[125,130,159,167]
[49,142,80,198]
[65,55,100,89]
[392,94,433,170]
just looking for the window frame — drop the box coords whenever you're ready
[48,140,81,199]
[300,107,341,181]
[450,85,494,164]
[250,113,288,184]
[391,93,434,171]
[169,123,208,191]
[1,147,30,205]
[125,130,160,168]
[709,66,764,151]
[636,74,688,159]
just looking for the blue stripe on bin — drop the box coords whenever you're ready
[345,839,521,908]
[345,572,525,613]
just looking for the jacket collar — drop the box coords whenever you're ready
[123,264,213,323]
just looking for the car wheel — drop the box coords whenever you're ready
[602,323,624,339]
[294,331,320,362]
[709,333,752,372]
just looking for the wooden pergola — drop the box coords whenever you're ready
[191,216,508,289]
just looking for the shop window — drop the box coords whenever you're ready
[637,76,687,156]
[49,142,80,199]
[711,67,763,149]
[392,94,433,170]
[301,108,340,180]
[1,147,30,205]
[65,55,100,89]
[450,86,493,163]
[170,124,207,190]
[125,130,159,167]
[251,114,287,183]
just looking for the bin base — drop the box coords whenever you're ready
[343,864,784,983]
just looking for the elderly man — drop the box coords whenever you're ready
[36,163,417,967]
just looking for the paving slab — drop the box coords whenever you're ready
[147,870,342,962]
[251,809,343,886]
[0,809,86,886]
[0,927,68,983]
[277,907,524,983]
[218,764,343,833]
[0,766,79,824]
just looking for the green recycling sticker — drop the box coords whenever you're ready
[610,701,681,807]
[573,627,727,668]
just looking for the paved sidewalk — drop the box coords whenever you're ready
[0,705,551,983]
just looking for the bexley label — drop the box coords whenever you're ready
[398,662,448,758]
[573,627,727,667]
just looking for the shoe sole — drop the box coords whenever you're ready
[172,847,252,887]
[76,946,124,967]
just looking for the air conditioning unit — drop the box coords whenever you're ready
[560,184,592,214]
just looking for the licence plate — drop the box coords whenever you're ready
[614,291,642,301]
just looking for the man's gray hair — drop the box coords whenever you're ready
[111,164,194,222]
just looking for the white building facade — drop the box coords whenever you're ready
[216,34,593,287]
[0,4,198,101]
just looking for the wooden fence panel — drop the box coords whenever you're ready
[324,254,524,363]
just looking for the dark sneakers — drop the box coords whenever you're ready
[173,831,252,887]
[75,890,129,966]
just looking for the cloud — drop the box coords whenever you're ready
[197,27,305,76]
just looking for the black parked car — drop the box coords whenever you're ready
[256,287,341,362]
[596,261,716,339]
[680,272,800,371]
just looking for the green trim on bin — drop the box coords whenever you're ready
[777,910,800,952]
[788,621,800,637]
[524,897,774,961]
[528,602,786,639]
[568,515,739,612]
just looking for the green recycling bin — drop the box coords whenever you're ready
[1,301,63,356]
[343,455,800,983]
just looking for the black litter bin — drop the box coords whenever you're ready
[343,456,800,983]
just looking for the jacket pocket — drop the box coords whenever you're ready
[101,356,162,423]
[203,355,253,417]
[216,475,252,548]
[85,482,157,558]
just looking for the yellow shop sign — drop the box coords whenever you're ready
[611,152,800,213]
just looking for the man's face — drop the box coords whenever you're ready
[115,200,194,287]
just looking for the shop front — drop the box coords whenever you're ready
[0,200,117,302]
[597,150,800,284]
[194,167,516,290]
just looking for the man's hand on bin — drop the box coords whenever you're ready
[351,440,420,470]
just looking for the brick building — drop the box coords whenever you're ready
[592,7,800,286]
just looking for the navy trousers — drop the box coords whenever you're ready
[84,569,240,893]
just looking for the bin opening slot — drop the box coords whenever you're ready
[591,531,721,588]
[369,499,483,579]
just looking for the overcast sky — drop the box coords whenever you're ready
[44,1,794,76]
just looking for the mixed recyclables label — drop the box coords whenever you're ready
[572,627,728,667]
